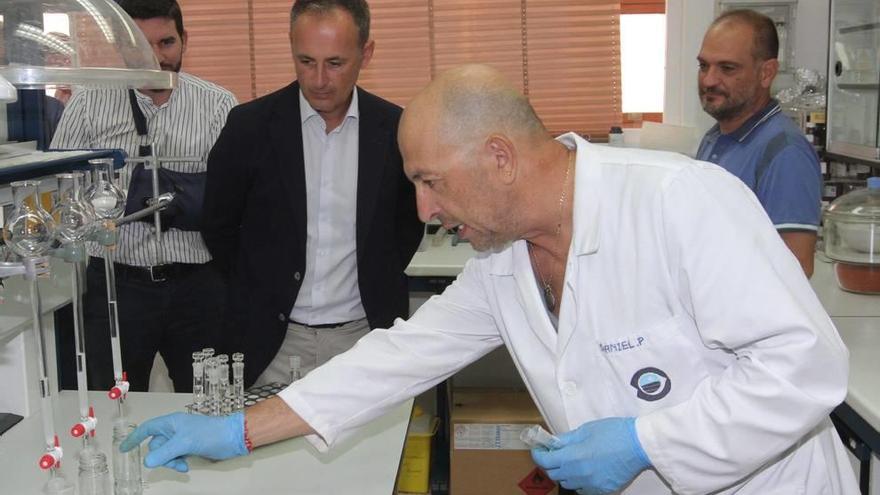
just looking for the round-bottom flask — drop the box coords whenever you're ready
[77,446,112,495]
[112,420,144,495]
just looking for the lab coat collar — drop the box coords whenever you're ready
[558,132,602,257]
[487,132,602,277]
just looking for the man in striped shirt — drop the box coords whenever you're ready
[51,0,237,392]
[696,9,822,278]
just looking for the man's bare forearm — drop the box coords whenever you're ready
[245,396,316,448]
[780,231,817,278]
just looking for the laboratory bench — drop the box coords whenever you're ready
[812,257,880,495]
[0,391,413,495]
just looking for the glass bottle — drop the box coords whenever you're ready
[52,172,96,244]
[112,420,144,495]
[2,180,55,257]
[84,158,126,219]
[77,446,112,495]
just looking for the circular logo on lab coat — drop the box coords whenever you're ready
[630,367,671,401]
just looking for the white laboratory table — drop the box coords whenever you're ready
[809,258,880,429]
[0,391,413,495]
[811,257,880,494]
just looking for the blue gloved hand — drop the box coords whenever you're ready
[119,411,249,473]
[530,417,650,495]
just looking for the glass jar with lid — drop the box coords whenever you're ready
[823,176,880,293]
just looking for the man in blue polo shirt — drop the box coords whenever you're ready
[696,9,820,277]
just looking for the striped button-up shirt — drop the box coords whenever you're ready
[51,72,237,266]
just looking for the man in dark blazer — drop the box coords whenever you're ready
[202,0,423,387]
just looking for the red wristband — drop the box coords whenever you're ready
[243,417,254,453]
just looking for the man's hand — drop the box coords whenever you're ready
[120,412,250,472]
[530,417,651,495]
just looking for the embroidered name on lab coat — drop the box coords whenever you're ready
[598,336,645,354]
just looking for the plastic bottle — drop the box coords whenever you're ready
[112,420,144,495]
[77,446,112,495]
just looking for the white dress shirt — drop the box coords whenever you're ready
[281,135,856,494]
[290,90,365,325]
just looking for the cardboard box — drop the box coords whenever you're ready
[450,388,558,495]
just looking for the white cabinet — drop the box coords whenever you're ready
[827,0,880,161]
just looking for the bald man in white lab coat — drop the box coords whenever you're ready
[122,65,857,494]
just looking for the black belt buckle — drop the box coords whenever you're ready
[149,264,169,282]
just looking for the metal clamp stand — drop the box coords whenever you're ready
[95,143,199,410]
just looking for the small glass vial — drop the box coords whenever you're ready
[232,353,245,411]
[112,420,143,495]
[77,446,112,495]
[217,355,231,415]
[289,355,303,384]
[205,358,220,416]
[192,351,206,413]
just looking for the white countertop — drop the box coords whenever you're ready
[0,391,412,494]
[405,239,478,278]
[809,256,880,317]
[809,256,880,434]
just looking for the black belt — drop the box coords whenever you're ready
[289,319,358,329]
[90,257,203,283]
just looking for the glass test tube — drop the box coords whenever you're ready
[217,355,230,415]
[289,355,302,384]
[191,352,205,413]
[205,358,220,416]
[232,353,245,411]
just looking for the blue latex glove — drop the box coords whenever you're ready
[531,417,651,495]
[119,411,249,473]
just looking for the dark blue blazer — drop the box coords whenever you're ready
[203,81,423,386]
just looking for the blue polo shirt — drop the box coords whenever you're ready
[697,99,821,232]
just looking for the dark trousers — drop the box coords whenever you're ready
[82,257,225,392]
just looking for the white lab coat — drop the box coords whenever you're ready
[280,134,857,494]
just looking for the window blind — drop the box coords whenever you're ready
[179,0,622,137]
[178,0,253,102]
[621,0,665,14]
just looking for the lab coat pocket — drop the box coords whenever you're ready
[597,316,708,415]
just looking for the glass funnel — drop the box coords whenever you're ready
[84,158,125,219]
[52,172,95,243]
[2,180,55,257]
[0,0,176,89]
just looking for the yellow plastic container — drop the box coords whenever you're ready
[397,407,439,494]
